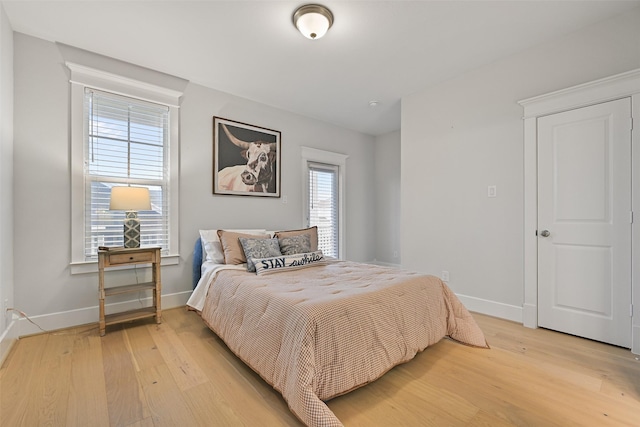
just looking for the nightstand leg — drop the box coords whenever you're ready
[99,261,106,336]
[99,298,106,336]
[153,250,162,324]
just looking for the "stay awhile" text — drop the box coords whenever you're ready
[259,252,323,270]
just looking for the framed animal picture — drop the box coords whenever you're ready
[213,117,281,197]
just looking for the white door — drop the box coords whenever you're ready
[537,98,632,348]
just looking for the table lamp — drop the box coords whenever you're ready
[109,186,151,248]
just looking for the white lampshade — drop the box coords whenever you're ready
[109,187,151,211]
[293,5,333,40]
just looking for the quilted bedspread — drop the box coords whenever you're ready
[199,260,488,427]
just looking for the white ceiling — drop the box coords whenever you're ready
[3,0,639,136]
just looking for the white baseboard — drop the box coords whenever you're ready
[456,293,523,323]
[369,259,402,268]
[0,316,19,366]
[16,291,192,337]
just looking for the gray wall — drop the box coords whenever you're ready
[10,33,376,332]
[0,4,15,357]
[401,8,640,319]
[374,130,401,265]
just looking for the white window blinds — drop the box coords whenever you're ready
[84,89,169,258]
[308,162,339,258]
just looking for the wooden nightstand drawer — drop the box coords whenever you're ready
[107,251,154,265]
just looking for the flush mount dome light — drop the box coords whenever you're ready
[293,4,333,40]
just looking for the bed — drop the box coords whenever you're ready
[187,228,488,427]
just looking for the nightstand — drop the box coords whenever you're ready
[97,247,162,336]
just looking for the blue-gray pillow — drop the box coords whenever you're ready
[278,233,311,255]
[239,237,283,272]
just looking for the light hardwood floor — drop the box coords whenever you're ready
[1,308,639,426]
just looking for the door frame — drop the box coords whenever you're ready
[518,68,640,354]
[301,146,348,260]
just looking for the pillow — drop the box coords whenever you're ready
[199,229,266,263]
[254,251,325,275]
[239,237,282,272]
[217,230,270,265]
[274,226,318,252]
[278,233,311,255]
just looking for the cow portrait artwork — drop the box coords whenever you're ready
[213,117,281,197]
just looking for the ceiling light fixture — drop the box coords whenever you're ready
[293,4,334,40]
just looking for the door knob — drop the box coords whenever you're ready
[540,230,550,237]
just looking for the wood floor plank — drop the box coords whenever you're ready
[136,363,200,426]
[468,410,520,427]
[66,333,110,427]
[16,331,75,426]
[159,306,197,332]
[182,381,248,426]
[0,333,49,426]
[146,322,208,392]
[125,416,154,427]
[101,327,150,426]
[122,320,164,372]
[394,362,481,422]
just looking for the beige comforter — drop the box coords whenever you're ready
[199,260,488,427]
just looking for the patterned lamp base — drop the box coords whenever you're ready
[123,210,141,248]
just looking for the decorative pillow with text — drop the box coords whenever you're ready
[252,251,325,275]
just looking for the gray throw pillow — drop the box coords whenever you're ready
[278,233,312,255]
[239,237,283,272]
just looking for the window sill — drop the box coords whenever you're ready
[70,253,180,275]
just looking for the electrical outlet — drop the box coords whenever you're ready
[441,271,450,282]
[488,185,497,198]
[393,251,398,258]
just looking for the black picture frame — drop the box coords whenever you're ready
[213,117,281,197]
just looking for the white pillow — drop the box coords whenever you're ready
[199,229,266,264]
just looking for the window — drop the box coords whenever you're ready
[308,163,339,257]
[68,62,181,272]
[84,89,168,255]
[301,147,347,259]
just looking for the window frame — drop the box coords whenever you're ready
[301,146,348,260]
[68,62,181,273]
